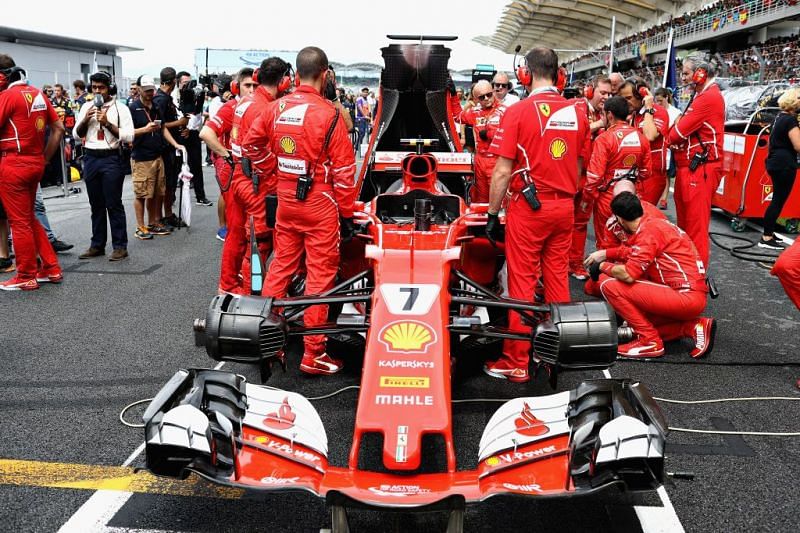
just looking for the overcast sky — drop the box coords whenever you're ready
[4,0,520,76]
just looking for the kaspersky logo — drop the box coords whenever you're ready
[379,321,436,353]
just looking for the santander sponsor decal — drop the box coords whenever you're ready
[263,397,296,430]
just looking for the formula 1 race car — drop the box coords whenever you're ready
[143,37,667,532]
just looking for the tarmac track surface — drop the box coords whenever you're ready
[1,168,799,532]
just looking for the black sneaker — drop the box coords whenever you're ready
[0,257,14,273]
[50,239,74,253]
[196,198,213,206]
[758,237,785,250]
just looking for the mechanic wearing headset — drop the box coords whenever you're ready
[666,58,725,268]
[0,54,64,290]
[581,96,651,250]
[74,71,135,262]
[227,57,294,295]
[448,79,507,202]
[583,178,667,298]
[619,78,670,206]
[569,75,612,280]
[484,47,590,383]
[590,191,715,359]
[243,46,356,376]
[200,68,256,295]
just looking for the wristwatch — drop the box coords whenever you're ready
[644,108,656,116]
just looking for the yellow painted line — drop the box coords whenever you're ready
[0,459,245,499]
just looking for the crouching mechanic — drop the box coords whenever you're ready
[199,68,256,294]
[448,79,506,202]
[243,46,357,375]
[583,179,667,298]
[591,192,716,358]
[0,54,64,290]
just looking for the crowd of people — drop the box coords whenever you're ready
[1,42,799,384]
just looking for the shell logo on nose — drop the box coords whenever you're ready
[380,321,436,353]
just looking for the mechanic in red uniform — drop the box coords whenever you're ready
[484,47,590,382]
[243,47,357,375]
[200,68,256,294]
[228,57,294,294]
[772,239,800,311]
[583,178,667,297]
[619,78,670,205]
[666,59,725,268]
[449,79,506,202]
[591,192,715,358]
[581,96,651,250]
[569,75,612,280]
[0,55,64,291]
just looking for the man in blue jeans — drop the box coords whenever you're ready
[355,87,371,152]
[73,71,134,261]
[34,184,73,252]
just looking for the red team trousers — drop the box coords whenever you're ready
[503,195,573,367]
[640,169,667,206]
[0,153,59,280]
[599,276,707,343]
[772,239,800,311]
[215,156,247,293]
[673,160,722,267]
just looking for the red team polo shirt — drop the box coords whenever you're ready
[490,87,590,195]
[0,82,59,156]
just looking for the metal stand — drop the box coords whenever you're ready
[45,137,81,199]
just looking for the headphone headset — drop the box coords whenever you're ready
[253,63,294,94]
[0,66,26,91]
[92,71,117,96]
[692,63,710,86]
[625,77,649,99]
[584,82,594,101]
[512,45,531,87]
[230,79,239,96]
[556,67,567,94]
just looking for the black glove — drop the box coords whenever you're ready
[340,217,357,244]
[588,261,602,282]
[485,212,504,246]
[446,77,457,97]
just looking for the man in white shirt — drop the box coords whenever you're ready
[73,71,134,261]
[492,72,519,106]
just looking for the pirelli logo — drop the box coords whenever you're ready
[379,376,430,389]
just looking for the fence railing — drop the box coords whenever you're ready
[571,1,800,72]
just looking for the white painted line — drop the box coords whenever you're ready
[602,368,684,532]
[57,362,226,533]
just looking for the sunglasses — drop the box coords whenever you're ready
[477,92,494,101]
[493,83,511,90]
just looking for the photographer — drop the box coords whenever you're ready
[176,71,212,206]
[153,67,188,227]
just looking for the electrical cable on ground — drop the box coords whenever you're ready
[120,398,152,428]
[709,231,782,265]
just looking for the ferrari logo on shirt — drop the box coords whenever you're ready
[23,92,33,105]
[380,321,436,353]
[279,101,286,112]
[279,136,296,154]
[616,130,624,139]
[538,103,551,117]
[549,138,567,160]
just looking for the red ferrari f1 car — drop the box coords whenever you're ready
[143,37,667,532]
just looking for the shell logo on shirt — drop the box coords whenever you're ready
[35,117,45,132]
[538,103,551,117]
[279,136,296,154]
[549,138,567,160]
[231,126,238,140]
[623,154,637,167]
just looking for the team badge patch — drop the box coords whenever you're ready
[616,130,624,139]
[23,93,33,104]
[34,117,45,132]
[279,136,296,154]
[549,138,567,160]
[538,103,551,117]
[279,101,286,112]
[231,126,238,140]
[622,154,637,167]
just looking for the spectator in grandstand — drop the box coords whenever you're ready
[73,79,87,108]
[760,87,800,250]
[492,72,519,105]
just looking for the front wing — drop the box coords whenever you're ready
[144,370,666,508]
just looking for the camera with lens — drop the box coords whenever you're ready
[179,79,206,115]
